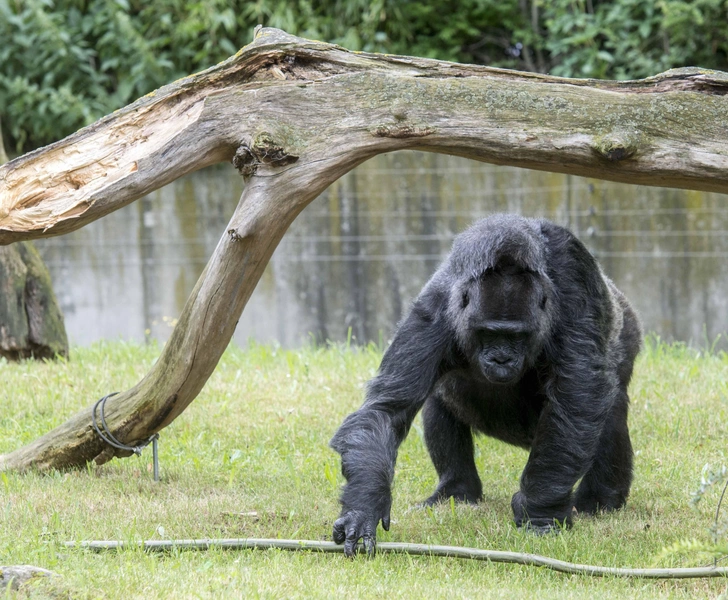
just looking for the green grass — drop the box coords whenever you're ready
[1,338,728,598]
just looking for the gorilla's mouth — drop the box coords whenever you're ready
[482,364,522,385]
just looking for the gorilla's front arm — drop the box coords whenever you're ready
[329,281,454,556]
[511,356,618,530]
[510,225,623,530]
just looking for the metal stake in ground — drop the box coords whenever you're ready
[91,393,160,481]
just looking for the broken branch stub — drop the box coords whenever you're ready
[1,28,728,471]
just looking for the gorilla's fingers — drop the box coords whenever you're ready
[332,517,347,545]
[363,535,376,557]
[525,523,558,536]
[343,532,360,558]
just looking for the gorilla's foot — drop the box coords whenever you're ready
[421,479,482,506]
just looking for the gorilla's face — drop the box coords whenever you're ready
[474,321,532,384]
[456,262,550,386]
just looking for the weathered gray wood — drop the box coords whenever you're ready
[3,30,728,244]
[0,120,68,361]
[0,241,69,360]
[0,117,8,165]
[0,565,56,591]
[1,27,727,471]
[0,243,27,354]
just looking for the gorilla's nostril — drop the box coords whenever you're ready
[492,355,512,365]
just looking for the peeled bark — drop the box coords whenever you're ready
[1,27,727,471]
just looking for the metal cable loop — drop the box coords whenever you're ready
[91,393,160,480]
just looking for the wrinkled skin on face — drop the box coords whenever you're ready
[454,261,552,385]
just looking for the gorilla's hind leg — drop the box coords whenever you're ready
[574,392,633,514]
[422,393,482,506]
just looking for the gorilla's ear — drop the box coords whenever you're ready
[461,291,469,309]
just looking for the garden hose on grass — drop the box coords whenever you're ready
[64,538,728,579]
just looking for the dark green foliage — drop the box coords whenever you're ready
[542,0,728,79]
[1,0,727,152]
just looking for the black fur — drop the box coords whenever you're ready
[330,214,642,556]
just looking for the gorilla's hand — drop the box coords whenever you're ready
[511,491,572,534]
[332,506,391,557]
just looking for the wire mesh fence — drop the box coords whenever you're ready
[35,151,728,348]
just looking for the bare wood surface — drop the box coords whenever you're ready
[1,27,727,471]
[0,118,9,165]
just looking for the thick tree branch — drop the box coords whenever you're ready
[1,27,727,471]
[3,28,728,244]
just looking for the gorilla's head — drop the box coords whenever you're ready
[471,265,549,383]
[446,217,555,385]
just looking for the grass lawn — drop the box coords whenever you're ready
[1,339,728,598]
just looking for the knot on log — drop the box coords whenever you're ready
[372,123,435,139]
[592,133,641,162]
[228,228,245,242]
[232,146,257,178]
[232,132,299,178]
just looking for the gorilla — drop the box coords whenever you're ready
[330,214,642,556]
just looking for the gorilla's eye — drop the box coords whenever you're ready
[461,291,469,308]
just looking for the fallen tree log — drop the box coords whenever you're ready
[1,27,727,471]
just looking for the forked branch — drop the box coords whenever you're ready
[1,27,727,471]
